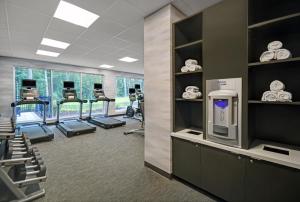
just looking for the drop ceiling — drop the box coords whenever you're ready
[0,0,221,74]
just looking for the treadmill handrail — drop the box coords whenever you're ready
[57,98,87,105]
[11,98,48,125]
[13,98,49,106]
[90,97,115,103]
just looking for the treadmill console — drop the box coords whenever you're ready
[93,83,105,99]
[21,79,39,100]
[63,81,77,100]
[129,88,136,102]
[134,84,144,101]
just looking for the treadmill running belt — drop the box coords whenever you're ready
[93,117,122,125]
[18,125,54,143]
[62,120,94,130]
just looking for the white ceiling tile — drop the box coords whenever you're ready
[116,20,144,44]
[86,45,118,58]
[126,0,171,16]
[0,28,8,38]
[0,1,7,28]
[61,44,89,57]
[79,30,111,43]
[0,37,11,50]
[43,28,76,44]
[47,18,86,40]
[6,3,51,33]
[73,38,102,50]
[102,0,144,27]
[125,43,144,54]
[101,38,130,49]
[64,0,118,15]
[7,0,60,16]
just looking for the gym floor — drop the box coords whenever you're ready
[32,117,216,202]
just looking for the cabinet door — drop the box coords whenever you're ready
[201,146,245,202]
[172,138,201,187]
[245,158,300,202]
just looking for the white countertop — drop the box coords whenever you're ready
[171,129,300,170]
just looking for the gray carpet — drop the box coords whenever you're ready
[31,117,216,202]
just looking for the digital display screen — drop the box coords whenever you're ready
[214,99,228,109]
[22,79,36,88]
[135,84,141,89]
[64,81,74,89]
[129,88,136,94]
[94,83,102,89]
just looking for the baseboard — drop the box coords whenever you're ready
[144,161,172,179]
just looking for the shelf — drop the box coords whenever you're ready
[248,100,300,106]
[248,13,300,29]
[176,98,203,102]
[175,70,202,76]
[249,57,300,67]
[175,40,202,50]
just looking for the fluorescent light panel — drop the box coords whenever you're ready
[36,50,60,57]
[100,64,114,68]
[119,57,138,63]
[41,38,70,49]
[54,1,99,28]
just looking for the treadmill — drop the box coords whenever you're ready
[88,83,126,129]
[56,81,96,137]
[12,79,54,143]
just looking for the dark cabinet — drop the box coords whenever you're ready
[200,146,245,202]
[172,137,201,187]
[245,158,300,202]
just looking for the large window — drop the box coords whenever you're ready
[81,73,104,115]
[115,77,144,111]
[52,71,81,118]
[15,67,51,123]
[14,67,103,121]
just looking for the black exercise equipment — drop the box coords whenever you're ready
[12,79,54,143]
[88,83,126,129]
[56,81,96,137]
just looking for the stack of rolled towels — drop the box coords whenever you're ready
[182,86,202,99]
[181,59,202,72]
[260,41,292,62]
[261,80,292,102]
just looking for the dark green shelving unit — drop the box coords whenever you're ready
[173,12,203,133]
[248,0,300,147]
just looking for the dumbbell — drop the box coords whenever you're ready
[13,161,47,181]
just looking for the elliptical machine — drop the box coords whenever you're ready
[124,93,144,135]
[124,84,143,121]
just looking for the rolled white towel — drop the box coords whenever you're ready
[182,91,202,99]
[260,50,275,62]
[185,86,199,93]
[181,66,189,72]
[187,64,202,72]
[185,59,198,66]
[268,41,283,51]
[270,80,285,91]
[262,91,277,102]
[277,91,292,102]
[275,49,291,60]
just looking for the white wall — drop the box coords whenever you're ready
[0,56,143,118]
[144,5,185,174]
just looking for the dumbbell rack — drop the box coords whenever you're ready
[0,132,47,202]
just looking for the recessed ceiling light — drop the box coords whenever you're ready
[99,64,114,68]
[36,50,60,57]
[119,57,138,63]
[53,1,99,28]
[41,38,70,49]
